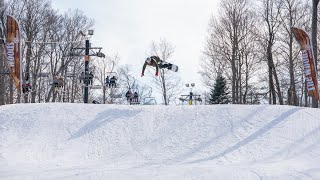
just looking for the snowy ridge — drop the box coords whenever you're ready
[1,103,320,179]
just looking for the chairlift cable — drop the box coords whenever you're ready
[24,40,82,44]
[135,78,162,94]
[128,75,162,94]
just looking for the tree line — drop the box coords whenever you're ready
[1,0,319,106]
[0,0,182,105]
[201,0,320,107]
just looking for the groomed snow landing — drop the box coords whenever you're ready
[1,103,320,179]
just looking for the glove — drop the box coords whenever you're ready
[155,72,158,76]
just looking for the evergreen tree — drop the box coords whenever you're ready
[209,75,229,104]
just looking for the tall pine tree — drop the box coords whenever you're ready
[209,75,229,104]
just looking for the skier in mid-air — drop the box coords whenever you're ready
[141,56,175,77]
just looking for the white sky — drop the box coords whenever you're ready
[52,0,220,92]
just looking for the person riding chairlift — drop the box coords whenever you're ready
[22,77,31,93]
[126,90,133,101]
[109,76,117,87]
[133,92,139,102]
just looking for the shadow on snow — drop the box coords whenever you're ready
[68,109,141,140]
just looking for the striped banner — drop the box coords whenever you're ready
[6,15,22,93]
[292,27,319,101]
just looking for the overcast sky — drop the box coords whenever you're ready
[52,0,220,92]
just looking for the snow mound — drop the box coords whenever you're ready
[1,103,320,179]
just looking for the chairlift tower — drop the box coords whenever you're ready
[70,30,105,103]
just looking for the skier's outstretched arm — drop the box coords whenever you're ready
[155,61,159,76]
[141,62,147,77]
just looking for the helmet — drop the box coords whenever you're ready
[146,57,151,63]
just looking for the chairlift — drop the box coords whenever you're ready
[65,62,77,78]
[105,72,118,88]
[38,72,50,77]
[92,100,100,104]
[90,85,102,89]
[22,78,32,94]
[51,76,64,88]
[22,84,31,93]
[41,61,50,66]
[110,93,122,98]
[143,97,156,105]
[79,72,85,80]
[179,95,189,102]
[125,89,133,100]
[0,70,10,75]
[79,71,94,85]
[66,73,75,78]
[130,91,140,105]
[125,89,140,105]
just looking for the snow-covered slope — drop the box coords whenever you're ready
[1,103,320,179]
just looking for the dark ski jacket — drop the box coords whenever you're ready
[141,56,162,76]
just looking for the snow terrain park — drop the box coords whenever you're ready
[1,103,320,179]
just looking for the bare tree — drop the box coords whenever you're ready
[93,54,121,104]
[201,0,260,104]
[0,0,95,104]
[279,0,310,106]
[311,0,319,108]
[0,0,25,104]
[0,0,5,105]
[43,9,93,102]
[200,17,228,88]
[149,38,183,105]
[17,0,54,102]
[257,0,284,105]
[117,65,152,104]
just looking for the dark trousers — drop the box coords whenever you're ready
[159,63,171,69]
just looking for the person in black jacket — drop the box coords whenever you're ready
[141,56,172,77]
[141,56,160,77]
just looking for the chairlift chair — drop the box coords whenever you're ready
[90,85,102,89]
[125,89,133,100]
[38,72,50,77]
[66,73,75,78]
[179,95,189,102]
[125,89,140,105]
[92,100,100,104]
[52,76,64,88]
[79,72,85,82]
[110,92,122,98]
[79,71,94,85]
[0,70,10,75]
[105,72,118,88]
[143,97,156,105]
[88,72,94,85]
[22,79,32,94]
[130,91,140,105]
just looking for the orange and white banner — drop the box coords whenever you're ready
[6,15,22,93]
[292,27,319,100]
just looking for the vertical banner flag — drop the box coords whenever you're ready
[292,27,320,101]
[6,15,22,93]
